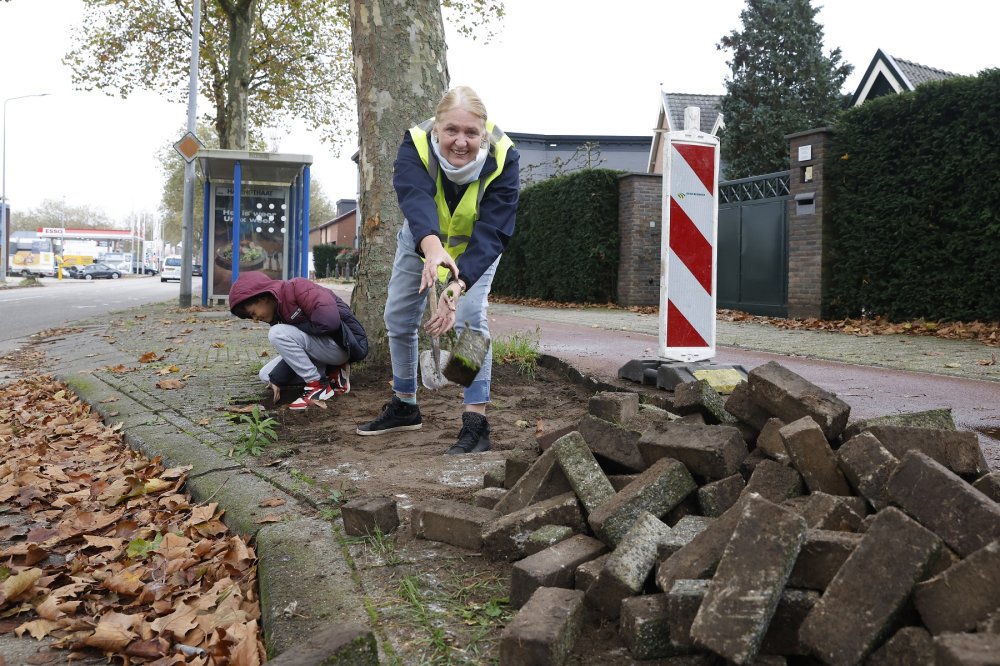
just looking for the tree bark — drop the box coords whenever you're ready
[348,0,449,370]
[219,0,257,150]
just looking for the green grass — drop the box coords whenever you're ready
[492,330,541,378]
[225,405,278,456]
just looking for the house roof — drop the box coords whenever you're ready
[850,49,960,106]
[648,91,724,172]
[312,207,356,232]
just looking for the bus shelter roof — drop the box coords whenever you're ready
[197,149,313,186]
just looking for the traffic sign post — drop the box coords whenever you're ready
[618,107,747,393]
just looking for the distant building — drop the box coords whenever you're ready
[310,198,358,249]
[851,49,960,106]
[506,132,651,187]
[647,91,724,174]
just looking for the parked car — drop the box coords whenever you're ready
[161,255,182,282]
[75,263,122,280]
[142,264,159,276]
[192,263,202,277]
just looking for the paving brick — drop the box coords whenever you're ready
[865,425,988,476]
[665,579,710,651]
[914,539,1000,634]
[536,423,577,452]
[738,447,770,481]
[978,609,1000,634]
[656,495,752,593]
[836,431,898,510]
[482,492,586,561]
[472,486,507,509]
[797,491,864,531]
[505,450,537,489]
[676,412,706,425]
[666,578,816,659]
[934,632,1000,666]
[973,471,1000,502]
[574,553,609,595]
[788,529,861,590]
[413,498,498,551]
[500,587,585,666]
[759,588,819,657]
[724,380,773,431]
[841,407,956,442]
[697,473,745,517]
[619,594,685,660]
[779,416,852,495]
[866,627,934,666]
[672,379,736,425]
[510,534,608,608]
[657,515,714,560]
[588,512,671,618]
[577,414,646,473]
[588,391,639,423]
[755,417,789,462]
[553,431,616,515]
[523,524,576,556]
[798,507,943,666]
[664,495,701,526]
[493,446,572,515]
[607,474,638,491]
[341,496,399,537]
[587,457,696,546]
[748,361,851,439]
[888,451,1000,557]
[742,459,803,504]
[690,496,807,665]
[484,467,505,488]
[638,422,748,480]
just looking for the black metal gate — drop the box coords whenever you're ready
[717,171,789,317]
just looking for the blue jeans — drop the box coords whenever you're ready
[385,222,498,404]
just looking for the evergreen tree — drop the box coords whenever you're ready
[718,0,853,179]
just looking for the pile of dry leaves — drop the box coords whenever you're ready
[0,375,265,665]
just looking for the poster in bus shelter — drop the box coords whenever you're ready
[211,185,288,299]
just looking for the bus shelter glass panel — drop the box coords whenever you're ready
[210,185,289,299]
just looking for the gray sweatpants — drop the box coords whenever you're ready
[258,323,349,384]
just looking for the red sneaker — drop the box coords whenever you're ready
[326,364,351,396]
[290,380,333,410]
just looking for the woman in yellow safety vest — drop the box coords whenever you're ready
[356,86,520,454]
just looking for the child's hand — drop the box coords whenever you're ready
[268,382,281,402]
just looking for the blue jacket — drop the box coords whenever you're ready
[393,131,520,288]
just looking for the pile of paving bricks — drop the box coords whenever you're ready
[342,360,1000,666]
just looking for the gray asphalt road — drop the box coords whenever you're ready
[0,276,192,352]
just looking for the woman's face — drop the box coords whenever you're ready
[436,107,485,167]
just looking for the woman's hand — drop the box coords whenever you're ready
[418,235,459,293]
[425,285,460,337]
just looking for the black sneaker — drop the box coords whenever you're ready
[446,412,491,454]
[356,396,422,435]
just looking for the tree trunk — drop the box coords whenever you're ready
[221,0,256,150]
[348,0,449,370]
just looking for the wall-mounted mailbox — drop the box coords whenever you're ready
[795,192,816,215]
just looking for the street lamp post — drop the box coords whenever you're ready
[1,93,52,284]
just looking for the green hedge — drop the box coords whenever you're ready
[493,169,621,302]
[313,244,351,278]
[827,69,1000,321]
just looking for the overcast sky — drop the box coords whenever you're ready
[0,0,997,223]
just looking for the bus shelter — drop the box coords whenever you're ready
[197,149,313,306]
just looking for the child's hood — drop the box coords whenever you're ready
[229,271,281,314]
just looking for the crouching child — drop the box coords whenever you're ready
[229,271,368,410]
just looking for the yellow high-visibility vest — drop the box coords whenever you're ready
[409,117,513,282]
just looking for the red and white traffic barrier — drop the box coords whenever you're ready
[659,109,720,362]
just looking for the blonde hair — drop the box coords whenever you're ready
[434,86,488,134]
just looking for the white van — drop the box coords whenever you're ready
[160,255,183,282]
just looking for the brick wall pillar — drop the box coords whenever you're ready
[785,127,834,318]
[616,173,662,306]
